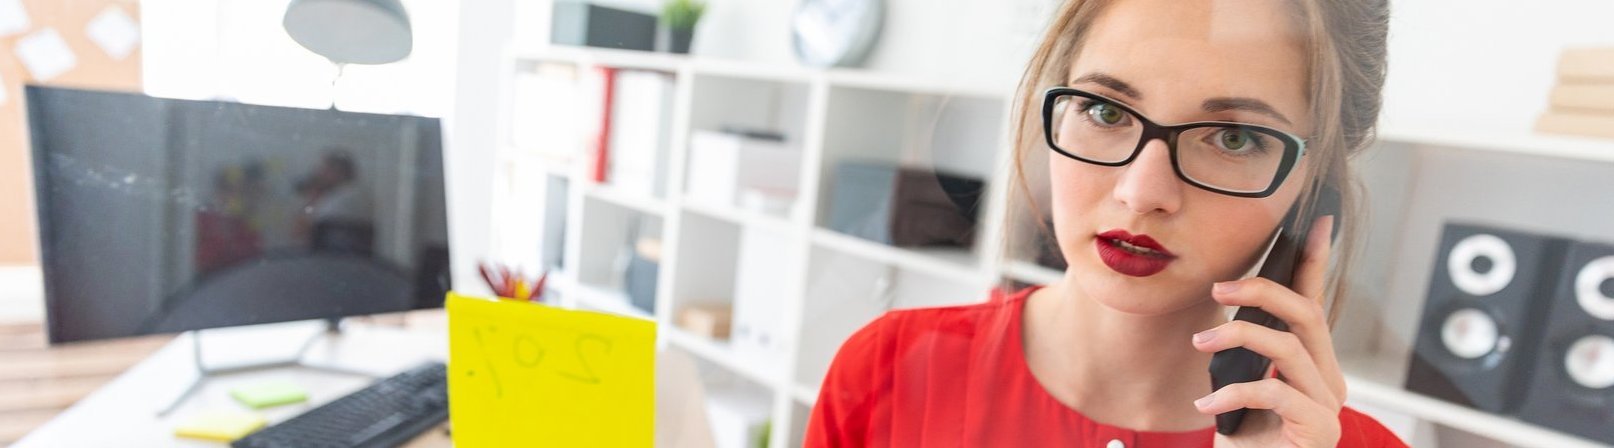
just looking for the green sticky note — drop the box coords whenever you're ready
[230,381,309,409]
[174,411,266,441]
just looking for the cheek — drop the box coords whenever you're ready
[1195,200,1281,275]
[1047,154,1110,230]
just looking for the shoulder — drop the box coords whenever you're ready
[1337,406,1411,448]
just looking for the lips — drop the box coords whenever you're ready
[1095,229,1176,277]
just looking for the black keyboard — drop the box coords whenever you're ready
[233,361,449,448]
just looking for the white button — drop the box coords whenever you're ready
[1106,439,1125,448]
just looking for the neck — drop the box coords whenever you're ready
[1022,275,1226,431]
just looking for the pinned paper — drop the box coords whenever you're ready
[15,28,77,82]
[446,292,655,447]
[86,6,140,60]
[0,0,29,37]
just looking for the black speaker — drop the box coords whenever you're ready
[1406,222,1571,413]
[1518,240,1614,442]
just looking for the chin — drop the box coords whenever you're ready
[1073,261,1210,316]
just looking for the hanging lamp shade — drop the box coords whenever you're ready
[283,0,413,65]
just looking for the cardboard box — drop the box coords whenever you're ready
[1536,110,1614,139]
[1558,47,1614,82]
[677,304,733,339]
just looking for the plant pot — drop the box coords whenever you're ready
[668,28,694,54]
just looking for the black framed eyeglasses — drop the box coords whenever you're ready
[1041,87,1308,198]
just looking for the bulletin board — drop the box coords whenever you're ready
[0,0,142,265]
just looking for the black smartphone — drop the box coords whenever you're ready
[1208,185,1341,435]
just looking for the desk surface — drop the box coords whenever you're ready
[14,318,453,448]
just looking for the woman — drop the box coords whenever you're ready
[806,0,1404,446]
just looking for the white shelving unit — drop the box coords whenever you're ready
[1337,127,1614,447]
[496,44,1023,448]
[492,44,1614,448]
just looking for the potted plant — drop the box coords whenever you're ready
[661,0,705,54]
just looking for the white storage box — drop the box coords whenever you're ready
[686,130,800,216]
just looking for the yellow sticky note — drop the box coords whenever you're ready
[446,292,655,447]
[173,410,266,441]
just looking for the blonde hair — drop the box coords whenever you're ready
[1002,0,1389,326]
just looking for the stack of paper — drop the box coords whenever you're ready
[1536,48,1614,139]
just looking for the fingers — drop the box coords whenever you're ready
[1292,214,1336,303]
[1213,278,1328,334]
[1193,321,1337,410]
[1196,378,1341,442]
[1212,277,1347,400]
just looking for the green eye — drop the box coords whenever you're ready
[1220,129,1250,150]
[1086,103,1124,125]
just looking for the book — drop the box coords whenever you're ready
[607,70,674,198]
[590,67,618,183]
[1558,47,1614,82]
[1549,83,1614,113]
[1535,110,1614,139]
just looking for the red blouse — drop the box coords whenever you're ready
[805,286,1408,448]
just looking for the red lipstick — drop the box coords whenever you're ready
[1094,229,1176,277]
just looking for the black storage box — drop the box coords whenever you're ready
[826,161,984,248]
[550,2,657,51]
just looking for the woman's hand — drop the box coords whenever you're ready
[1191,215,1346,448]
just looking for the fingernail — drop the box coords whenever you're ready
[1193,329,1217,344]
[1214,281,1240,294]
[1194,394,1215,409]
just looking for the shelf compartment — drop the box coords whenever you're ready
[668,211,803,379]
[813,85,1006,273]
[685,74,814,223]
[573,195,663,316]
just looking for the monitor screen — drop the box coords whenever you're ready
[27,86,451,344]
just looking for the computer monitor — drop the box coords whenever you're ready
[27,86,451,344]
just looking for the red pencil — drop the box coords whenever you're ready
[477,263,501,296]
[531,270,549,302]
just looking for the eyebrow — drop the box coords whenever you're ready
[1202,97,1294,126]
[1070,72,1295,126]
[1069,73,1142,101]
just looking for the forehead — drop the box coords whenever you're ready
[1069,0,1310,114]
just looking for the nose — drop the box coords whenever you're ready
[1112,138,1183,215]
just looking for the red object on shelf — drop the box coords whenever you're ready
[591,67,618,184]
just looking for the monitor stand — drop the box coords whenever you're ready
[156,318,382,416]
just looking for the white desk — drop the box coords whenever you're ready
[13,319,452,448]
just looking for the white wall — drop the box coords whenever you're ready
[447,0,516,296]
[143,0,459,116]
[1380,0,1614,133]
